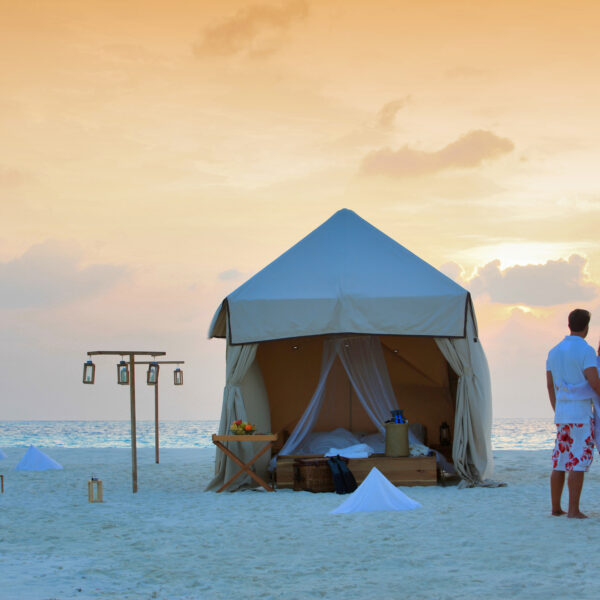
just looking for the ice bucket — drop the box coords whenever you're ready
[385,422,409,457]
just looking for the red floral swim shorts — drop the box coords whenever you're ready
[552,420,595,472]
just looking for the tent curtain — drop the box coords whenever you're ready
[205,340,258,491]
[435,315,493,485]
[337,337,399,434]
[274,340,338,459]
[277,336,428,459]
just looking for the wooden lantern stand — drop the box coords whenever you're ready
[134,360,185,464]
[86,351,166,493]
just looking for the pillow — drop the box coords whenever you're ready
[360,432,385,453]
[303,427,361,455]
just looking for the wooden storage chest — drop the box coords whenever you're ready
[276,453,437,489]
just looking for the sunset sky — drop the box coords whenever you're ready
[2,0,600,421]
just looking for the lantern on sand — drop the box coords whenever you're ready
[88,476,103,503]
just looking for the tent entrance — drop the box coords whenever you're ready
[257,334,457,451]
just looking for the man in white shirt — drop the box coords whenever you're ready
[546,309,600,519]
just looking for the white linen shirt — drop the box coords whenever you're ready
[546,336,597,424]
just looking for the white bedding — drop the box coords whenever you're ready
[295,426,429,458]
[297,427,361,455]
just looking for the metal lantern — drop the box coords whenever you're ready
[147,362,159,385]
[117,360,129,385]
[88,476,103,503]
[173,367,183,386]
[440,421,451,446]
[82,360,95,384]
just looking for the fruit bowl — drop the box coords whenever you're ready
[229,420,256,435]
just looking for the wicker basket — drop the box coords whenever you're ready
[293,457,348,493]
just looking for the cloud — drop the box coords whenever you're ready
[376,97,410,130]
[328,98,411,150]
[0,240,128,309]
[439,262,465,282]
[218,268,244,281]
[448,255,599,306]
[481,306,563,418]
[194,1,308,58]
[360,129,514,177]
[0,165,30,187]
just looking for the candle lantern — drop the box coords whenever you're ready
[440,421,451,446]
[82,360,95,384]
[88,476,103,502]
[147,362,159,385]
[173,367,183,386]
[117,360,129,385]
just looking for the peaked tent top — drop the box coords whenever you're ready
[14,445,63,471]
[210,209,473,344]
[331,467,422,514]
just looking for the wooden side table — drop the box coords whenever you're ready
[212,433,278,493]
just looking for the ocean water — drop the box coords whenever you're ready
[0,418,555,450]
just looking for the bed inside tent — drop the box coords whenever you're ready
[252,333,457,487]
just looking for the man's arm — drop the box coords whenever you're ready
[584,366,600,396]
[547,370,556,412]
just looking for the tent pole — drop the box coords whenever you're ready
[348,378,352,431]
[129,353,138,493]
[155,378,159,464]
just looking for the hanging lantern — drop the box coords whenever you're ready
[82,360,95,384]
[117,360,129,385]
[147,362,159,385]
[88,476,103,503]
[173,367,183,386]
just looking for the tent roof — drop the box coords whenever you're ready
[210,209,473,344]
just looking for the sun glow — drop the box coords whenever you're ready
[453,242,591,270]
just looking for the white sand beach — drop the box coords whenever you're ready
[2,447,600,600]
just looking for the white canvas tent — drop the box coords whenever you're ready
[207,209,493,491]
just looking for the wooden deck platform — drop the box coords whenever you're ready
[276,453,437,488]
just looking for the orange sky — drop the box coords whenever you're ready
[1,0,600,420]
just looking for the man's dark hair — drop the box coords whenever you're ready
[568,309,591,332]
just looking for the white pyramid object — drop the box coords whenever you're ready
[14,445,63,471]
[0,448,7,460]
[330,467,421,514]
